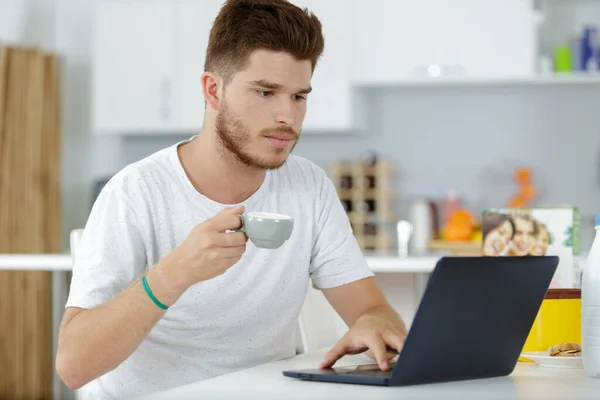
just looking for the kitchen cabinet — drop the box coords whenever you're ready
[290,0,353,132]
[92,1,176,134]
[173,0,224,132]
[92,0,354,135]
[349,0,539,84]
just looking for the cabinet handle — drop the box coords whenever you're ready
[414,64,467,78]
[160,77,171,123]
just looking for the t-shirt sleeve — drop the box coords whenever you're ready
[65,178,148,310]
[309,174,374,289]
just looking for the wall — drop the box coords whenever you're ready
[52,0,97,251]
[0,0,26,43]
[113,84,600,250]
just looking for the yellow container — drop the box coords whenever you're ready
[520,289,581,362]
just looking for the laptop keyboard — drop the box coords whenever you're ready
[334,361,397,374]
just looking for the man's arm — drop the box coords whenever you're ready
[304,168,406,370]
[318,277,408,370]
[56,206,247,389]
[56,257,184,389]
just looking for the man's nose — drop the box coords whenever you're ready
[275,98,296,127]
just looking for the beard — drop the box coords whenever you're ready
[215,100,299,170]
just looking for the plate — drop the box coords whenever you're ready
[520,351,583,369]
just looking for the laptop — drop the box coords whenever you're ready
[283,255,559,387]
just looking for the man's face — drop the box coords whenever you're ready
[215,49,312,170]
[511,217,535,256]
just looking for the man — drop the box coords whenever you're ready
[508,214,537,256]
[56,0,407,398]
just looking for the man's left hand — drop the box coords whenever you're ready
[318,313,407,371]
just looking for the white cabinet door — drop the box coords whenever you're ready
[350,0,537,84]
[92,1,175,134]
[290,0,353,133]
[91,0,356,135]
[173,1,224,133]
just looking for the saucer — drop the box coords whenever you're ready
[520,351,583,369]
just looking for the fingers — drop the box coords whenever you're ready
[217,245,246,260]
[383,331,405,355]
[220,205,245,215]
[215,231,248,247]
[319,330,405,371]
[319,340,349,369]
[207,206,245,232]
[363,335,390,371]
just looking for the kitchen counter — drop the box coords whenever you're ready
[0,253,72,271]
[134,347,600,400]
[0,253,443,273]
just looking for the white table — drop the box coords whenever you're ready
[135,348,600,400]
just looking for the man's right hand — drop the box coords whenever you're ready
[168,205,248,290]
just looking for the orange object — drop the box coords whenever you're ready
[516,167,532,184]
[442,223,473,241]
[508,166,536,208]
[508,194,526,208]
[442,209,475,241]
[521,184,536,199]
[448,209,475,227]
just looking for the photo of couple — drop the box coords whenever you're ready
[480,206,580,288]
[481,211,551,257]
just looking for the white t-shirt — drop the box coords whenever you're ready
[66,137,374,399]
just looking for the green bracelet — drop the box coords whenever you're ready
[141,275,169,310]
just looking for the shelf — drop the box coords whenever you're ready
[355,73,600,88]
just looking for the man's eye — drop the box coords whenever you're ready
[293,95,307,101]
[257,90,273,97]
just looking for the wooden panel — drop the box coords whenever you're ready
[0,45,61,400]
[42,54,62,254]
[0,271,53,399]
[0,47,7,161]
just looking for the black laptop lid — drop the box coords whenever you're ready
[390,256,559,386]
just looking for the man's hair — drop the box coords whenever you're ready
[205,0,325,83]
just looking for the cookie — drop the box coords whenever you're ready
[554,350,581,357]
[548,343,582,356]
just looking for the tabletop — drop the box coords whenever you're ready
[135,348,600,400]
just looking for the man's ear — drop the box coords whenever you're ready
[201,71,221,110]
